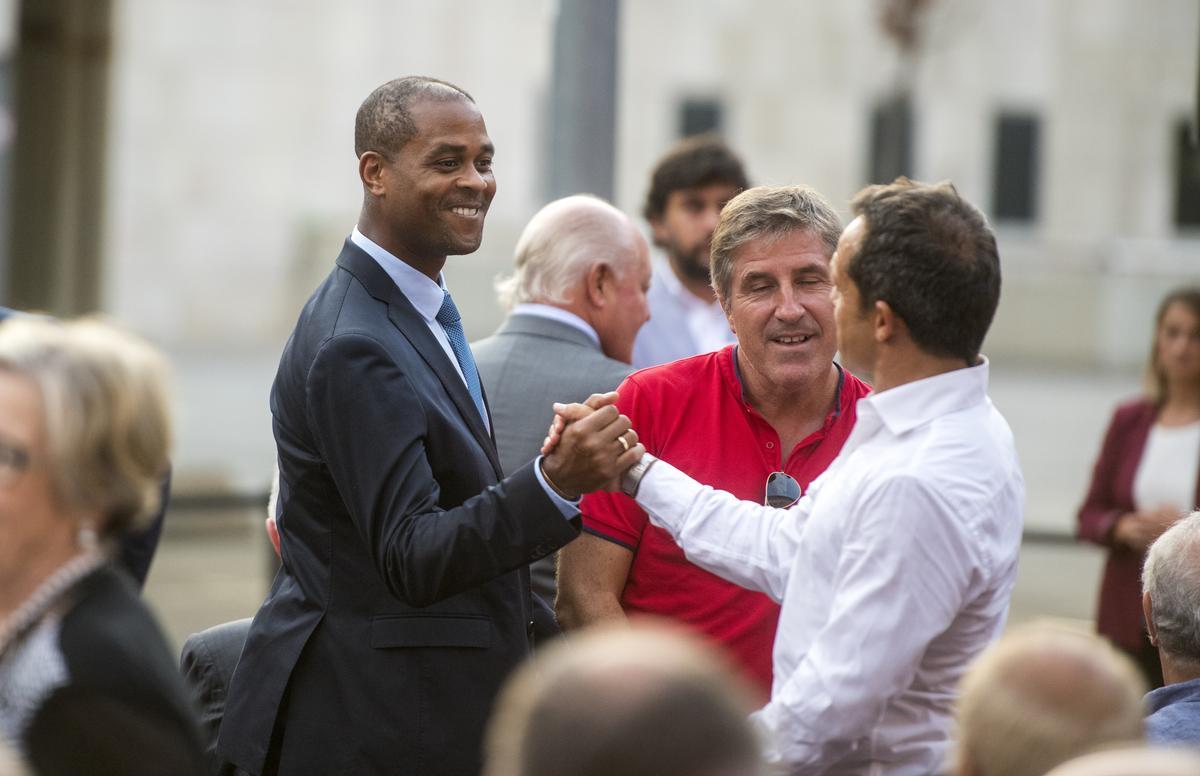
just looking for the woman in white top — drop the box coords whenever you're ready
[1078,287,1200,687]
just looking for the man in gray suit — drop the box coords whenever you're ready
[475,195,651,604]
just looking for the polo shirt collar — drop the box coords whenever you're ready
[726,345,847,422]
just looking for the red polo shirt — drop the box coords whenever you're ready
[581,346,870,697]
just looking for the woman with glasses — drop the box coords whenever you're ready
[0,317,203,775]
[1078,287,1200,687]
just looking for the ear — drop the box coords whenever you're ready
[585,263,612,307]
[1144,591,1158,645]
[719,293,736,336]
[873,299,898,343]
[266,516,281,558]
[359,152,388,196]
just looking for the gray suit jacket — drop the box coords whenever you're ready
[474,312,633,601]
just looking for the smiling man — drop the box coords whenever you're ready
[569,179,1026,774]
[557,185,870,698]
[219,76,642,776]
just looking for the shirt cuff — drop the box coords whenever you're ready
[633,457,700,533]
[535,455,581,519]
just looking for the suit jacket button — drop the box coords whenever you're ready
[527,619,536,637]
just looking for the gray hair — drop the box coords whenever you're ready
[709,185,841,308]
[0,316,172,539]
[1143,510,1200,661]
[496,195,644,310]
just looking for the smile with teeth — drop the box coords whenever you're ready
[775,335,813,344]
[450,206,480,217]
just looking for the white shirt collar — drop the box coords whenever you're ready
[351,227,446,322]
[860,357,991,437]
[510,303,601,348]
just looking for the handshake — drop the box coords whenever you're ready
[537,392,643,500]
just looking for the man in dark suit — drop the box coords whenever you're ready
[474,195,650,604]
[218,76,642,776]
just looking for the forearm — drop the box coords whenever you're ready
[380,461,579,606]
[634,458,802,601]
[555,589,627,631]
[555,532,634,631]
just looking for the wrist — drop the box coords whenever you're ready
[540,457,579,500]
[620,453,658,498]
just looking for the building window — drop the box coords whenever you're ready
[1174,119,1200,228]
[992,113,1040,223]
[679,98,722,137]
[868,94,913,185]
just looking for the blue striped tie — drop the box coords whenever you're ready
[435,290,487,424]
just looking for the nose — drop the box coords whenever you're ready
[775,286,807,322]
[702,205,722,235]
[458,166,489,192]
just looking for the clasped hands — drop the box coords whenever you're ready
[538,392,641,500]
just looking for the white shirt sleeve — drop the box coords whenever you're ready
[634,457,811,602]
[753,475,979,770]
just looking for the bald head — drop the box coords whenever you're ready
[1042,746,1200,776]
[956,623,1146,776]
[496,195,651,363]
[485,625,763,776]
[497,195,646,309]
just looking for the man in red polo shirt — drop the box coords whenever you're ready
[557,184,869,697]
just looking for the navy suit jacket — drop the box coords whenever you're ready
[218,240,579,775]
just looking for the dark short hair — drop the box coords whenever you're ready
[642,134,750,222]
[848,178,1001,364]
[354,76,474,159]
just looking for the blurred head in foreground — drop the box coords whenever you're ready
[485,624,765,776]
[955,622,1146,776]
[0,316,171,613]
[1042,745,1200,776]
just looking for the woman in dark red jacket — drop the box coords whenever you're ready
[1077,287,1200,687]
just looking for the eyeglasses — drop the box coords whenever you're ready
[764,471,801,509]
[0,437,30,487]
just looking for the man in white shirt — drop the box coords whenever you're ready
[554,179,1025,774]
[632,135,750,368]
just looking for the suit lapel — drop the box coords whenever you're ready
[335,241,503,478]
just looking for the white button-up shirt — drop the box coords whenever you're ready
[636,359,1025,775]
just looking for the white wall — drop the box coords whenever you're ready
[98,0,1199,490]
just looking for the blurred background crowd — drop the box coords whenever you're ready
[0,0,1196,774]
